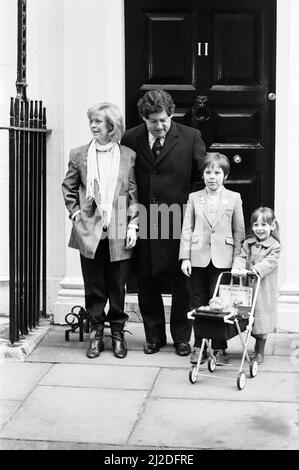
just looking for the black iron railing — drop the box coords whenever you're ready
[0,0,52,344]
[0,98,50,344]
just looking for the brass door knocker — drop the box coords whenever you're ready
[192,95,211,122]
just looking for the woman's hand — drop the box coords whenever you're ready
[126,228,137,249]
[181,259,192,277]
[231,268,248,277]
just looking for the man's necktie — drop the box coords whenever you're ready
[152,138,162,159]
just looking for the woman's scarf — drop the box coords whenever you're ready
[86,138,120,228]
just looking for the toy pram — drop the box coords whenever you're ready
[187,271,261,390]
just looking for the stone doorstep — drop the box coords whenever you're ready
[53,293,172,324]
[0,321,50,363]
[125,294,172,323]
[54,291,299,332]
[126,295,299,333]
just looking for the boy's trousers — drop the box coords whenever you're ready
[188,261,228,350]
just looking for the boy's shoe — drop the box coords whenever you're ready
[190,347,207,365]
[214,349,230,365]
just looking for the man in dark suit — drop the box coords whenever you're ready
[122,90,206,356]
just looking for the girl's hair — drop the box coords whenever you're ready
[201,152,230,178]
[87,102,124,142]
[247,207,280,242]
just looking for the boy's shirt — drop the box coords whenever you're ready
[206,186,223,223]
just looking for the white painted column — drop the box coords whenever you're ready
[276,0,299,332]
[25,0,67,317]
[54,0,126,323]
[0,0,17,315]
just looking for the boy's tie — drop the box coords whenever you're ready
[152,138,162,159]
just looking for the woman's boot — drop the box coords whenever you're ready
[86,324,104,358]
[110,324,131,359]
[254,336,266,364]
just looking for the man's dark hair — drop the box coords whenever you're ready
[137,90,175,119]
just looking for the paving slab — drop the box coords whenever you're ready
[40,331,88,349]
[250,355,299,373]
[0,385,147,445]
[0,322,50,362]
[39,363,159,390]
[39,323,177,352]
[0,363,51,400]
[0,400,21,428]
[151,368,299,402]
[26,344,299,373]
[129,397,299,450]
[38,324,299,354]
[40,332,174,352]
[0,438,190,450]
[35,324,282,355]
[273,333,299,356]
[26,346,193,368]
[25,324,299,374]
[0,323,298,451]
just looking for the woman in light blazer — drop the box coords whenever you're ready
[62,102,138,359]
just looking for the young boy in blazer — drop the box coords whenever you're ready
[179,153,245,365]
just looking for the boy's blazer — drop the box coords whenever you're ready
[62,143,138,261]
[179,187,245,268]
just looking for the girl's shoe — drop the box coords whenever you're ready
[254,337,266,364]
[254,352,264,364]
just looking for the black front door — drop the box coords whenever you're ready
[125,0,277,228]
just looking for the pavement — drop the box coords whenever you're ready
[0,320,299,451]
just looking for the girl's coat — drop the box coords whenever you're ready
[232,235,281,334]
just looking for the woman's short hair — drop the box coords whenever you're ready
[137,90,175,119]
[87,102,124,142]
[202,152,230,177]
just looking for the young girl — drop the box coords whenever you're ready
[179,152,245,365]
[232,207,281,364]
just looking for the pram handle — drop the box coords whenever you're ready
[213,270,260,290]
[186,271,261,320]
[213,271,261,316]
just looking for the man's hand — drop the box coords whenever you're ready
[181,259,192,277]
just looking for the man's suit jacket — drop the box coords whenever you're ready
[121,121,206,275]
[179,187,245,268]
[62,143,138,260]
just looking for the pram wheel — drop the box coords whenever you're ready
[249,359,258,377]
[189,366,198,384]
[207,356,216,373]
[237,371,246,390]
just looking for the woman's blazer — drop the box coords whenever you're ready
[62,143,138,261]
[179,187,245,268]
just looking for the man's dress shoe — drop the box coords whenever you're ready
[143,341,166,354]
[175,342,191,356]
